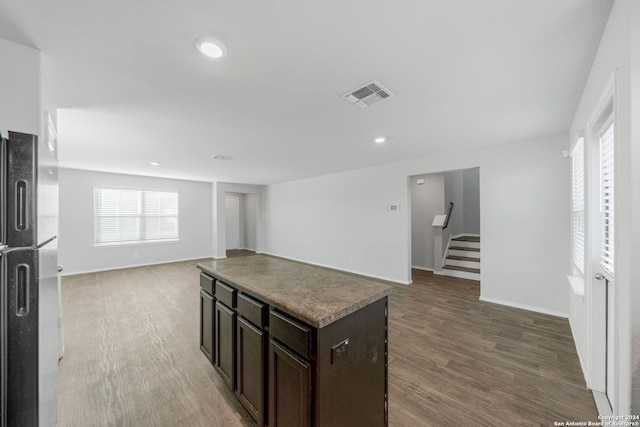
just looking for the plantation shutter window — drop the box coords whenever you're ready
[94,188,179,246]
[571,138,585,273]
[599,117,614,276]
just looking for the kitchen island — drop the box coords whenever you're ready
[197,254,392,427]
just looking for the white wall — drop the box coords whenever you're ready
[0,38,43,137]
[264,132,570,317]
[244,194,258,251]
[444,170,465,239]
[463,168,481,234]
[59,169,212,274]
[410,174,445,270]
[441,168,481,249]
[567,0,638,414]
[629,0,640,413]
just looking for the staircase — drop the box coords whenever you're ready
[442,235,480,281]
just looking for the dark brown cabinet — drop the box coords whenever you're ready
[237,317,266,426]
[199,273,215,364]
[236,293,268,426]
[268,308,313,427]
[214,301,236,389]
[269,338,311,427]
[199,289,214,364]
[198,262,389,427]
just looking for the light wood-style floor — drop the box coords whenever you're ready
[58,252,597,426]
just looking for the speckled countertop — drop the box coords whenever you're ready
[197,255,392,328]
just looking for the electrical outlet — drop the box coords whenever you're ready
[331,338,349,364]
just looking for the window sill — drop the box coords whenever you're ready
[93,239,180,249]
[566,275,585,297]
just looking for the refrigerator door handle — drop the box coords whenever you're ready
[16,264,30,316]
[16,180,28,232]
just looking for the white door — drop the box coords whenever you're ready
[589,111,616,411]
[225,195,240,250]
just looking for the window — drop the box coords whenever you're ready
[599,116,614,276]
[94,188,179,246]
[571,137,585,273]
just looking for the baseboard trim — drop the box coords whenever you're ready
[568,316,589,383]
[592,391,613,417]
[479,296,569,318]
[262,252,411,285]
[411,265,434,272]
[60,255,214,276]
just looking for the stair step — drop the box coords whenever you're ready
[452,236,480,242]
[447,255,479,262]
[443,264,480,274]
[450,246,480,252]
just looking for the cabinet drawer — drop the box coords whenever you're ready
[216,281,237,308]
[269,310,312,359]
[237,293,267,329]
[200,273,214,295]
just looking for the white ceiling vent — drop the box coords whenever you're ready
[343,80,393,109]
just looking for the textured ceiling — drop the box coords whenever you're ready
[0,0,613,184]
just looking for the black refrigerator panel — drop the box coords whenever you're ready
[2,248,39,427]
[3,132,37,248]
[3,131,58,248]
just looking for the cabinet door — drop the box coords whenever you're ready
[215,301,236,390]
[269,339,312,427]
[199,289,214,364]
[237,317,266,426]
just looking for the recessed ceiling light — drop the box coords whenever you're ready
[374,137,386,144]
[149,161,160,166]
[196,36,227,59]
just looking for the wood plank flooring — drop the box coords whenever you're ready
[58,253,597,426]
[388,269,597,426]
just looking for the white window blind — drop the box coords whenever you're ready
[571,138,585,273]
[599,118,614,276]
[94,188,179,246]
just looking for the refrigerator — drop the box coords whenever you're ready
[1,130,59,427]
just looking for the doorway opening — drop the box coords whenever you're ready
[224,192,259,256]
[408,167,481,285]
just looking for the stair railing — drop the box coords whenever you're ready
[443,202,454,230]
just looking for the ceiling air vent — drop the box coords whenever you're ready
[343,80,393,109]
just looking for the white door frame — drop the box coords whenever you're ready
[585,73,617,414]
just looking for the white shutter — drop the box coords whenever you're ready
[571,138,585,273]
[94,188,179,246]
[599,118,614,276]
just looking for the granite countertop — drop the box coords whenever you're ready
[197,255,392,328]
